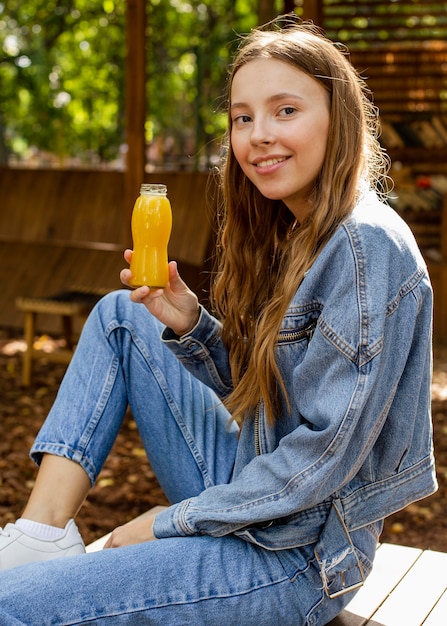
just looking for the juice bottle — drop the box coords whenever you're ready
[129,183,172,288]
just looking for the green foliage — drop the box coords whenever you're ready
[0,0,126,165]
[0,0,262,168]
[2,1,446,169]
[146,0,260,169]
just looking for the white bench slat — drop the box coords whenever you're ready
[340,543,423,623]
[423,588,447,625]
[86,532,112,553]
[371,548,447,625]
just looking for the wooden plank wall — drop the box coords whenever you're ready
[0,168,217,332]
[0,169,126,246]
[0,166,446,339]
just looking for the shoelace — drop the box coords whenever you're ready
[0,527,11,537]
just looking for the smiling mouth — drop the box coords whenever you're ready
[254,156,288,168]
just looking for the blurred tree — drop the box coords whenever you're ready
[146,0,267,170]
[0,0,291,169]
[0,0,126,166]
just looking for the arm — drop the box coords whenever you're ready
[121,250,233,396]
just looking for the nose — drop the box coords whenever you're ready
[250,117,274,146]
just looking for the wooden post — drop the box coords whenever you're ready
[124,0,147,245]
[258,0,276,25]
[439,193,447,341]
[301,0,324,26]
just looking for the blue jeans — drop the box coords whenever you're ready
[0,291,378,625]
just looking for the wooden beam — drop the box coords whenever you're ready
[257,0,276,25]
[301,0,323,26]
[124,0,147,245]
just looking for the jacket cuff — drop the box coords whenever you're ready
[161,306,222,350]
[152,501,195,539]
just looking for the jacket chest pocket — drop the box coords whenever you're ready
[276,320,316,377]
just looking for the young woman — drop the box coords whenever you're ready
[0,18,437,625]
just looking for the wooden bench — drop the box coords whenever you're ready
[86,507,447,625]
[16,288,109,386]
[0,167,217,383]
[328,542,447,626]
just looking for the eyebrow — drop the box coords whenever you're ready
[230,92,305,110]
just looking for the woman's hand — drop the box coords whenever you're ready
[120,250,200,336]
[103,505,168,548]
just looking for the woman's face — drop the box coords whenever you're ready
[230,58,331,222]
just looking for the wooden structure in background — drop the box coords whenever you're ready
[302,0,447,342]
[125,0,146,223]
[0,167,217,332]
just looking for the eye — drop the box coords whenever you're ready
[279,106,297,117]
[233,114,252,125]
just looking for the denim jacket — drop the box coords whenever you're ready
[153,191,437,550]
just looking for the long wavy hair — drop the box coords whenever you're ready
[211,18,390,425]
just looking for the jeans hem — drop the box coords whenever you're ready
[30,442,98,486]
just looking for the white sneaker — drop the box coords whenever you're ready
[0,519,85,571]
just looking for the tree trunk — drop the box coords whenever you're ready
[257,0,276,25]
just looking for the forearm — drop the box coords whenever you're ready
[162,306,234,398]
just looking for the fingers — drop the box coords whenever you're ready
[121,255,179,293]
[167,261,190,295]
[120,267,132,287]
[103,515,158,549]
[120,268,151,301]
[120,249,133,288]
[168,260,178,278]
[129,285,152,303]
[103,526,127,549]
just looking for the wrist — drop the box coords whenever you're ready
[175,307,200,337]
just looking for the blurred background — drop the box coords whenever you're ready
[0,0,446,550]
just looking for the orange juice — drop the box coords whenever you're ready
[129,184,172,288]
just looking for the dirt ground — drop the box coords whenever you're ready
[0,327,446,551]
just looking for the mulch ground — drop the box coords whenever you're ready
[1,327,446,551]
